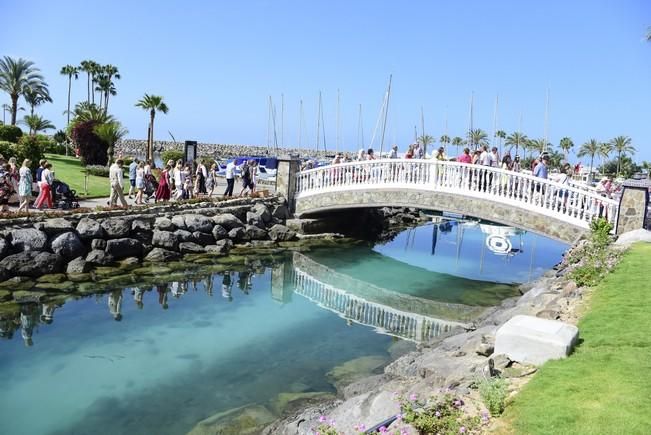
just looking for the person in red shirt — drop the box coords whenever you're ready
[458,147,472,164]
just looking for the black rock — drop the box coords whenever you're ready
[212,225,228,240]
[144,247,181,262]
[50,231,86,260]
[67,256,91,274]
[105,238,143,260]
[86,249,115,266]
[152,230,180,250]
[101,218,132,238]
[91,238,107,250]
[77,218,104,240]
[10,228,48,251]
[179,242,205,253]
[0,251,63,277]
[184,214,214,233]
[192,231,215,246]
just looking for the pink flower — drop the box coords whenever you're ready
[409,393,417,401]
[354,423,366,431]
[318,416,327,423]
[379,426,388,433]
[459,427,467,433]
[435,411,441,417]
[395,412,403,421]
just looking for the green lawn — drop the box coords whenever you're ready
[502,243,651,434]
[45,153,110,198]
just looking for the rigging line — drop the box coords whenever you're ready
[316,92,321,155]
[379,74,392,159]
[298,99,304,150]
[369,85,388,148]
[271,99,279,153]
[357,104,364,150]
[267,96,272,152]
[336,89,340,154]
[281,93,284,149]
[321,93,327,155]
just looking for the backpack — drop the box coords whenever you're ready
[242,165,250,179]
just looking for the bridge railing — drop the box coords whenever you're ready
[295,159,619,228]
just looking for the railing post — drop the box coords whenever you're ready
[276,157,301,214]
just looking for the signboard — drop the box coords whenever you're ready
[184,141,197,163]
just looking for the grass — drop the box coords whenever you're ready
[46,153,110,198]
[500,243,651,435]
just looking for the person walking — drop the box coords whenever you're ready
[0,164,14,213]
[173,160,184,200]
[134,162,145,205]
[109,159,128,208]
[239,160,255,197]
[34,162,53,209]
[155,164,172,202]
[224,159,236,197]
[206,162,217,197]
[195,160,207,195]
[127,158,138,198]
[17,159,32,213]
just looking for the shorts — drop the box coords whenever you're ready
[242,179,254,189]
[130,179,136,187]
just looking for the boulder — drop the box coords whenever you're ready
[86,249,115,266]
[192,231,215,246]
[205,244,229,256]
[184,214,214,233]
[246,211,265,229]
[212,225,228,241]
[50,231,85,260]
[252,203,272,223]
[215,238,233,252]
[244,225,268,241]
[10,228,48,251]
[154,217,175,231]
[212,213,244,230]
[171,215,187,230]
[228,227,249,242]
[101,218,131,238]
[77,218,104,240]
[36,218,74,235]
[614,229,651,247]
[91,238,107,250]
[494,315,579,365]
[152,230,180,250]
[106,238,143,260]
[272,204,291,220]
[268,224,296,242]
[66,256,91,274]
[0,251,63,277]
[174,229,193,243]
[179,242,205,254]
[0,237,9,260]
[144,247,181,262]
[131,218,153,233]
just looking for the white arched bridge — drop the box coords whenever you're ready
[293,159,620,243]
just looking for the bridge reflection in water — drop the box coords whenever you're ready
[284,252,480,343]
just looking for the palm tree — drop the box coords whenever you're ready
[135,94,169,161]
[647,26,651,42]
[467,128,488,148]
[80,60,100,103]
[598,141,612,174]
[0,56,46,125]
[95,75,117,113]
[69,102,114,127]
[102,64,120,83]
[21,114,55,135]
[451,136,465,155]
[577,139,601,182]
[418,134,435,156]
[22,84,52,116]
[559,137,574,160]
[494,130,506,154]
[60,65,79,126]
[505,131,528,157]
[94,121,128,164]
[439,134,451,152]
[529,138,552,157]
[610,135,635,177]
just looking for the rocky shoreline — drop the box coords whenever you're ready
[258,238,600,435]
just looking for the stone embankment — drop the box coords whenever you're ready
[261,238,606,435]
[0,196,298,285]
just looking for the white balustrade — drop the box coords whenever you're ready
[295,159,619,229]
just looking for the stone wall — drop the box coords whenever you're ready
[616,187,648,234]
[0,197,296,282]
[296,189,587,244]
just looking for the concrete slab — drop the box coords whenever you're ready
[494,315,579,365]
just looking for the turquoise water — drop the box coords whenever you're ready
[0,220,567,435]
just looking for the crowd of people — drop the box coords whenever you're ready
[0,156,65,215]
[107,157,261,208]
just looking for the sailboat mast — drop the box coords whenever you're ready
[543,88,549,152]
[420,106,426,155]
[316,92,321,155]
[267,96,272,152]
[281,93,284,149]
[320,93,327,155]
[379,74,392,159]
[298,99,303,150]
[357,104,364,150]
[336,89,340,154]
[468,91,474,148]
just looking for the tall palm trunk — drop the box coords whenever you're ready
[86,73,90,103]
[590,155,594,183]
[617,152,622,177]
[149,110,156,161]
[66,75,72,126]
[10,93,18,125]
[105,91,110,114]
[91,74,95,104]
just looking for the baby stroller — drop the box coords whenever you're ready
[143,173,158,201]
[51,179,80,209]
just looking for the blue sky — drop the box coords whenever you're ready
[3,0,651,161]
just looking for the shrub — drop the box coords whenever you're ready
[161,150,184,164]
[16,135,45,170]
[70,120,108,166]
[478,376,508,416]
[0,141,15,160]
[42,142,68,155]
[568,218,616,287]
[399,393,483,434]
[0,125,23,143]
[85,165,110,177]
